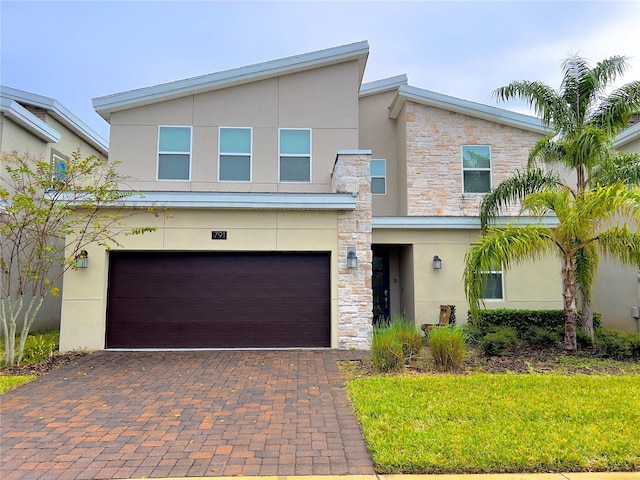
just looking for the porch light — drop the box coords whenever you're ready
[347,248,357,269]
[432,255,442,270]
[75,250,88,269]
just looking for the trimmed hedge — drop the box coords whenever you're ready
[468,309,602,337]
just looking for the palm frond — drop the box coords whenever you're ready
[480,169,563,228]
[590,81,640,134]
[591,152,640,186]
[492,80,570,131]
[464,226,556,317]
[528,136,567,168]
[574,242,599,299]
[597,226,640,267]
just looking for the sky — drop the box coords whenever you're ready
[1,0,639,142]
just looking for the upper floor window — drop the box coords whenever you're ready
[219,127,251,182]
[51,150,67,182]
[279,129,311,182]
[462,145,491,193]
[158,126,191,180]
[481,268,504,300]
[371,159,386,195]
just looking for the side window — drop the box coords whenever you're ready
[219,127,251,182]
[462,145,491,193]
[158,126,191,181]
[279,129,311,182]
[51,150,68,182]
[371,159,386,195]
[481,269,504,300]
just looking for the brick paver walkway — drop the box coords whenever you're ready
[1,350,374,479]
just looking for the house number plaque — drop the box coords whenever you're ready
[211,231,228,240]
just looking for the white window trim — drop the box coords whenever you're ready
[278,128,312,183]
[218,126,252,182]
[157,125,192,182]
[371,158,387,195]
[461,144,491,194]
[481,268,504,301]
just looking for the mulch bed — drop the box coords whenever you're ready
[0,351,88,377]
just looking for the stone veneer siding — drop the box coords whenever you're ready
[332,152,373,349]
[405,102,544,216]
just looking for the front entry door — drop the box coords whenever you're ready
[372,251,390,326]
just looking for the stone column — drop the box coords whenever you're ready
[331,150,373,349]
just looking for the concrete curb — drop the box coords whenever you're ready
[130,473,640,480]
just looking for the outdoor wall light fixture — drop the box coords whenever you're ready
[75,250,88,269]
[347,248,358,269]
[432,255,442,270]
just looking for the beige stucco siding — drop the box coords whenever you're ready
[358,90,399,216]
[373,228,562,327]
[59,209,342,352]
[405,102,544,217]
[108,62,360,193]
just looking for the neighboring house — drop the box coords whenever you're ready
[591,120,640,333]
[59,41,562,352]
[0,86,108,331]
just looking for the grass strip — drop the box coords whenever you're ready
[347,373,640,473]
[0,375,36,394]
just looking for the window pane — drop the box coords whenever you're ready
[159,127,191,152]
[220,155,250,181]
[463,145,490,168]
[372,178,386,194]
[158,154,190,180]
[53,157,67,180]
[371,159,386,177]
[220,128,251,154]
[464,171,491,193]
[280,156,310,182]
[280,129,310,155]
[482,273,503,299]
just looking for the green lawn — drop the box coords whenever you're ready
[0,375,36,394]
[347,373,640,474]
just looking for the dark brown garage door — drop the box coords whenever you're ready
[106,251,330,348]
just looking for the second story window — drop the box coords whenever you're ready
[279,129,311,182]
[462,145,491,193]
[219,127,251,181]
[158,126,191,181]
[51,150,68,182]
[371,159,386,194]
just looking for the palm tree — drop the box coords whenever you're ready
[465,183,640,354]
[480,54,640,335]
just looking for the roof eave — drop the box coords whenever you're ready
[359,74,408,97]
[0,97,61,143]
[0,86,108,155]
[614,122,640,148]
[93,41,370,122]
[389,85,549,134]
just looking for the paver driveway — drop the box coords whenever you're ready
[1,350,374,479]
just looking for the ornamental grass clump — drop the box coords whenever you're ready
[371,317,422,373]
[427,327,466,372]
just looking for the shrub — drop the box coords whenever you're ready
[480,326,519,356]
[524,326,561,347]
[371,327,405,373]
[576,329,595,349]
[427,327,466,372]
[21,334,57,364]
[468,309,602,339]
[387,317,423,359]
[596,329,631,360]
[460,323,482,347]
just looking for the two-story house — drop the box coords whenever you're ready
[59,41,562,352]
[0,86,108,331]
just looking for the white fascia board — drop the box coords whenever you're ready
[373,216,558,229]
[0,86,108,154]
[359,74,408,97]
[614,122,640,149]
[121,191,358,210]
[0,97,61,143]
[388,85,549,135]
[93,41,370,120]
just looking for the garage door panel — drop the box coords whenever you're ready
[106,252,330,348]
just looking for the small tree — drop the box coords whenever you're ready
[0,150,154,365]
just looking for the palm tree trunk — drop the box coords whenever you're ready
[580,290,594,337]
[562,254,579,354]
